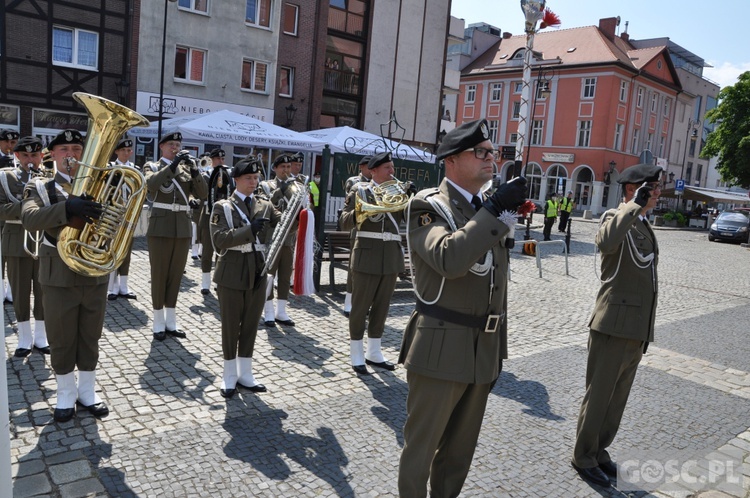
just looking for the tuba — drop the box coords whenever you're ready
[56,92,150,277]
[354,176,413,227]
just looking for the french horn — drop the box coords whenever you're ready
[56,92,150,277]
[354,176,413,227]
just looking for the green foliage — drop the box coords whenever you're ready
[701,71,750,188]
[662,211,687,224]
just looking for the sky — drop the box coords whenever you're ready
[451,0,750,90]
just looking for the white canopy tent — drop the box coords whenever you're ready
[128,110,326,152]
[302,126,435,163]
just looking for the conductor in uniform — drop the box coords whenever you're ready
[106,138,138,301]
[397,119,528,497]
[21,129,110,422]
[571,163,662,488]
[339,151,412,375]
[199,148,234,295]
[0,136,48,357]
[210,156,279,398]
[144,132,208,340]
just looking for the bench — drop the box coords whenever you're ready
[322,230,412,292]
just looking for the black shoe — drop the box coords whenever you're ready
[237,381,267,393]
[220,388,236,399]
[276,318,295,327]
[191,255,199,260]
[264,320,276,327]
[33,345,51,355]
[344,311,350,318]
[77,400,109,418]
[166,328,186,339]
[352,365,370,375]
[4,298,12,304]
[13,348,31,358]
[119,292,137,300]
[153,331,166,341]
[572,463,611,488]
[53,407,75,422]
[201,288,210,296]
[598,460,617,478]
[366,359,396,371]
[107,293,118,301]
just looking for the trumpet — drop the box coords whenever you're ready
[199,155,212,170]
[354,175,413,227]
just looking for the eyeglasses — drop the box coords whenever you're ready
[645,182,661,190]
[465,148,499,161]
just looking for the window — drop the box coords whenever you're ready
[631,128,640,154]
[636,87,644,108]
[512,101,521,119]
[513,81,522,94]
[582,77,596,99]
[328,0,366,36]
[509,133,518,144]
[614,123,623,151]
[178,0,208,13]
[465,85,476,104]
[645,132,653,151]
[279,66,294,97]
[619,81,628,102]
[246,0,272,28]
[650,94,657,113]
[242,59,269,92]
[283,3,299,35]
[663,99,671,116]
[530,120,543,145]
[490,83,502,102]
[52,27,98,69]
[174,46,206,83]
[696,164,703,185]
[659,136,665,157]
[577,120,592,147]
[487,120,499,144]
[685,162,692,184]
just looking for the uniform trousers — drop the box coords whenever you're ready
[147,236,190,309]
[267,245,293,300]
[42,283,107,374]
[398,371,491,498]
[217,278,267,360]
[348,271,397,340]
[7,256,43,321]
[113,239,133,276]
[543,216,556,240]
[558,210,571,232]
[199,213,214,273]
[573,329,643,468]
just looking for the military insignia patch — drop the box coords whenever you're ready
[480,122,489,139]
[23,189,30,199]
[418,213,432,226]
[211,213,220,224]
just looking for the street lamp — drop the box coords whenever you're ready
[157,0,179,145]
[523,66,554,169]
[115,79,130,105]
[285,104,297,127]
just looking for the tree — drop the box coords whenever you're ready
[701,71,750,188]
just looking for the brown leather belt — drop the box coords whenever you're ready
[415,301,504,333]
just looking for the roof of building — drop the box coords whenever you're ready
[462,23,681,91]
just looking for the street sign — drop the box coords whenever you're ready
[675,179,685,194]
[501,146,515,160]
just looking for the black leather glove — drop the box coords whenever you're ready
[250,217,270,236]
[66,195,103,224]
[188,198,201,208]
[171,151,191,173]
[634,182,653,208]
[482,176,528,216]
[406,182,418,196]
[0,155,12,168]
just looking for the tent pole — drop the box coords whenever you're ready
[313,145,331,292]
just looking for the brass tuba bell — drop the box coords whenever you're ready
[56,92,150,277]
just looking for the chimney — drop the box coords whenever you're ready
[503,32,512,39]
[598,17,617,42]
[620,32,630,42]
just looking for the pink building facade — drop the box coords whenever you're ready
[457,18,681,214]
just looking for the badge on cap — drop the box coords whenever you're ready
[480,122,489,139]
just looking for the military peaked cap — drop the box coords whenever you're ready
[14,136,43,153]
[233,156,262,177]
[159,132,182,145]
[436,119,491,161]
[617,163,663,185]
[48,129,84,149]
[368,151,392,170]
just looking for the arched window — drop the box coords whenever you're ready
[546,164,568,197]
[523,163,543,200]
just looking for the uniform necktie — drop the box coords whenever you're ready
[244,195,253,212]
[471,195,482,212]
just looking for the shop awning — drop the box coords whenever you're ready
[660,186,750,204]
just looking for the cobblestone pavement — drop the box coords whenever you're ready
[5,216,750,497]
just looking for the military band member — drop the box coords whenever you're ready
[1,129,21,302]
[259,154,298,327]
[106,138,138,301]
[571,164,662,488]
[199,148,234,295]
[0,136,47,357]
[21,129,109,422]
[341,156,372,316]
[210,156,279,398]
[289,152,305,181]
[144,132,208,340]
[397,119,528,496]
[339,151,411,375]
